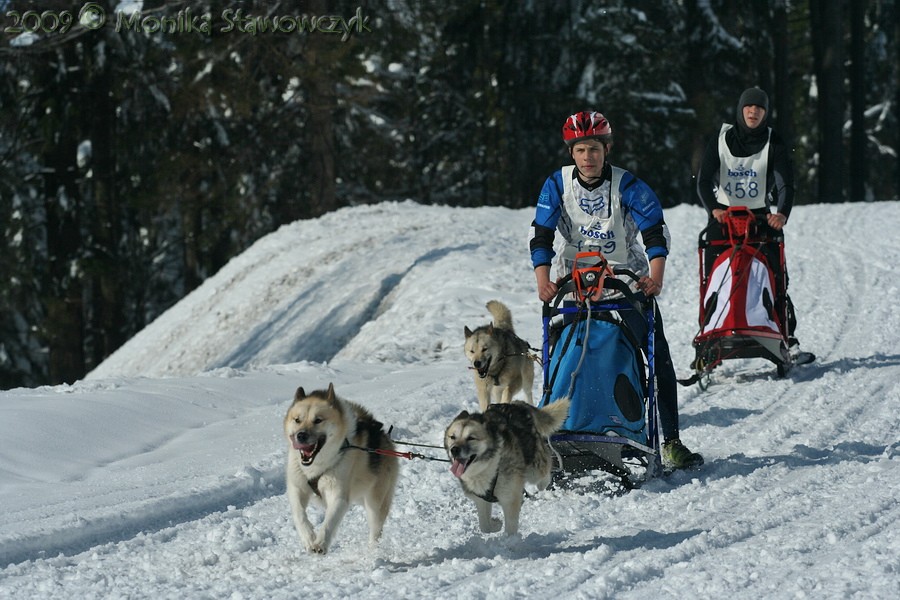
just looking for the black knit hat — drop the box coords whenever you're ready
[736,87,769,132]
[739,87,769,112]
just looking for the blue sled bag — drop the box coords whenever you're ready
[540,317,646,444]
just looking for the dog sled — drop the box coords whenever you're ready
[538,252,663,491]
[680,206,809,389]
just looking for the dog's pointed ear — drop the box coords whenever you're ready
[464,326,473,338]
[294,387,307,402]
[326,382,336,402]
[488,323,494,334]
[454,410,470,421]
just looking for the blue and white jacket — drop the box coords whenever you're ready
[529,163,670,283]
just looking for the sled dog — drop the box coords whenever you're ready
[283,383,398,554]
[444,398,570,535]
[464,300,535,411]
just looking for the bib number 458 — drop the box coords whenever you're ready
[723,181,759,199]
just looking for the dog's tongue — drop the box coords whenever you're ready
[450,459,467,478]
[292,440,315,454]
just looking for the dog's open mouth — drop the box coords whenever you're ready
[475,357,492,378]
[450,454,476,478]
[292,435,326,466]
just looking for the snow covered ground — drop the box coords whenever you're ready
[1,201,898,599]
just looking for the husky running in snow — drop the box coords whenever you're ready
[464,300,535,412]
[444,399,570,535]
[284,383,398,554]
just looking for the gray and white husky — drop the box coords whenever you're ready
[464,300,535,412]
[444,398,570,535]
[283,383,399,554]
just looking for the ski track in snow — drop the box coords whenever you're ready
[1,202,899,599]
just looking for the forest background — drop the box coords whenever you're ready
[1,0,897,389]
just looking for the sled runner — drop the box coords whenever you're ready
[538,252,663,490]
[681,206,807,389]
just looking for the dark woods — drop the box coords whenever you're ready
[1,0,897,388]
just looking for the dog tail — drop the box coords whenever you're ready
[485,299,514,331]
[532,398,570,436]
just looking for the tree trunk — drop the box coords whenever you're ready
[304,75,337,219]
[849,0,866,202]
[89,59,127,365]
[810,0,845,203]
[296,0,343,220]
[43,141,85,384]
[772,1,794,145]
[895,0,900,201]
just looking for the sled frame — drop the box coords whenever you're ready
[690,207,793,385]
[540,258,663,487]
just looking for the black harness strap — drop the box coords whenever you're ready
[466,470,500,504]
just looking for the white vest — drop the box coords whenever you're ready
[558,164,630,273]
[716,123,771,210]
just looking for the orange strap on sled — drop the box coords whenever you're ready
[572,251,614,301]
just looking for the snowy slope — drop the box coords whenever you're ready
[1,202,899,599]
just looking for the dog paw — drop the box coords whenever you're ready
[481,517,503,533]
[307,543,327,555]
[306,536,328,554]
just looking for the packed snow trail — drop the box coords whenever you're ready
[2,202,899,599]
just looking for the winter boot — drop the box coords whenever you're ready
[662,439,704,470]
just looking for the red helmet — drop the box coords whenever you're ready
[562,111,612,146]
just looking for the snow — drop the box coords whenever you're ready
[2,201,899,599]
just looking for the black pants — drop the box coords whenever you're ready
[620,301,680,442]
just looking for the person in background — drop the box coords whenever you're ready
[529,110,703,470]
[696,87,798,347]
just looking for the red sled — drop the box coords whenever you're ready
[682,206,793,388]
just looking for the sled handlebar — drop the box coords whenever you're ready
[552,267,638,295]
[553,267,639,287]
[543,268,646,317]
[699,208,785,247]
[611,267,641,282]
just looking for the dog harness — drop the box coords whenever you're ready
[464,471,500,504]
[305,438,352,497]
